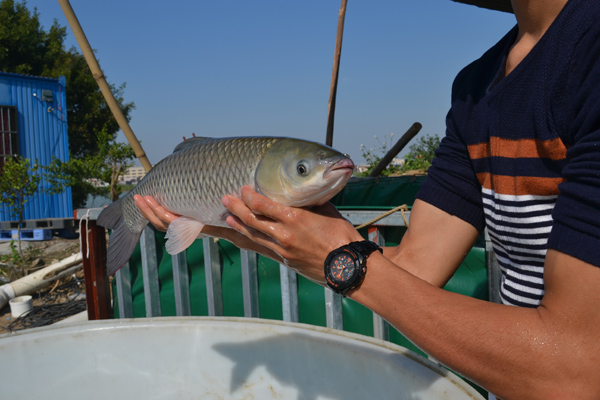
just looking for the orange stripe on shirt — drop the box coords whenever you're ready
[468,137,567,160]
[476,173,563,196]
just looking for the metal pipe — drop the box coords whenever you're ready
[57,0,153,172]
[325,0,348,147]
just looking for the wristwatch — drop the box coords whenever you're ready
[324,240,383,297]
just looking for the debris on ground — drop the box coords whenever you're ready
[0,236,85,333]
[3,272,87,332]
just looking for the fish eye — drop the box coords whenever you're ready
[296,161,309,175]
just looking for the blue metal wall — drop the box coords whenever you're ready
[0,72,73,221]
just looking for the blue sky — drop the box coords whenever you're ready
[26,0,516,166]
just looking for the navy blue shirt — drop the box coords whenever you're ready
[417,0,600,307]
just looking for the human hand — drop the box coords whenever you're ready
[133,194,284,263]
[221,186,363,284]
[133,195,179,232]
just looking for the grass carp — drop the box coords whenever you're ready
[97,136,355,275]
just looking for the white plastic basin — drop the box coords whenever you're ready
[0,317,483,399]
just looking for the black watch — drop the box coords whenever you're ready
[324,240,383,297]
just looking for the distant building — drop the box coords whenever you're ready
[391,157,405,167]
[86,166,146,188]
[356,164,370,174]
[356,158,405,174]
[88,178,108,188]
[119,166,146,185]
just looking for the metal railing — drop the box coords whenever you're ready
[76,207,500,342]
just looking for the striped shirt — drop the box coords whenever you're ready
[472,138,566,307]
[417,0,600,307]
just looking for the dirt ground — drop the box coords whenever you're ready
[0,236,83,333]
[0,236,80,265]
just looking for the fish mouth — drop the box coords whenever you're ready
[282,157,355,208]
[325,157,355,178]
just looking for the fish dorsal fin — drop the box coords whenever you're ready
[173,137,211,153]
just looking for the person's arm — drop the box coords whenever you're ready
[222,187,600,400]
[355,242,600,399]
[383,199,480,287]
[134,193,473,287]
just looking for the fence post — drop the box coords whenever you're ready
[140,226,161,317]
[240,249,260,318]
[172,252,191,316]
[325,288,343,330]
[369,226,390,341]
[80,219,112,320]
[115,262,134,318]
[204,238,223,316]
[485,228,502,304]
[280,265,299,323]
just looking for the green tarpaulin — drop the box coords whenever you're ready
[114,175,488,357]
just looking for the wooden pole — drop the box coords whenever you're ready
[325,0,348,147]
[57,0,153,172]
[368,122,422,177]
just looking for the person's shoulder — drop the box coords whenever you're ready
[451,26,517,101]
[575,1,600,44]
[556,0,600,49]
[568,0,600,29]
[561,0,600,84]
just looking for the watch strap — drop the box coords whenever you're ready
[345,240,382,257]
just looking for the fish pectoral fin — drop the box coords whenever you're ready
[165,217,205,255]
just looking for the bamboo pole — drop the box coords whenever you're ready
[57,0,153,172]
[325,0,348,147]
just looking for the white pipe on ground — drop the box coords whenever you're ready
[0,253,83,310]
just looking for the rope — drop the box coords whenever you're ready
[354,204,410,230]
[78,208,91,258]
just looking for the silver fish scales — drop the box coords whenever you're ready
[97,136,354,275]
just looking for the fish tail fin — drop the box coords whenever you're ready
[97,199,145,276]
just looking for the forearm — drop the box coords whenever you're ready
[381,200,479,288]
[351,250,599,400]
[381,244,458,288]
[218,189,600,398]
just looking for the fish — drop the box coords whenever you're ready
[97,136,355,275]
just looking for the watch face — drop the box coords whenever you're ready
[325,241,379,296]
[328,251,358,287]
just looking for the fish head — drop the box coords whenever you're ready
[255,138,354,207]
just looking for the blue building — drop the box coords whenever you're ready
[0,72,73,222]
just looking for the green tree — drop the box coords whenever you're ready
[43,152,101,205]
[358,134,403,177]
[0,157,41,257]
[0,0,135,205]
[401,134,441,173]
[45,129,136,202]
[96,129,137,201]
